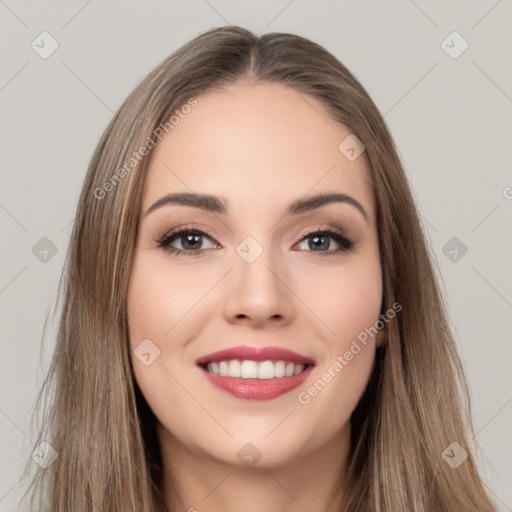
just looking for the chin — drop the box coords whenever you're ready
[196,429,312,470]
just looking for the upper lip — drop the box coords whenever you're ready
[196,345,315,366]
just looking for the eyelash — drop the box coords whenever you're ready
[156,225,356,258]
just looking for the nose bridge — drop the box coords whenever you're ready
[222,234,294,325]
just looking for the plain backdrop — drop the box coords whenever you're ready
[1,1,511,510]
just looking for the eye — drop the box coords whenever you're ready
[156,228,218,257]
[295,227,355,255]
[156,226,356,257]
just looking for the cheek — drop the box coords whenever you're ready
[294,252,383,349]
[127,255,215,348]
[126,255,205,432]
[126,253,226,403]
[292,254,382,426]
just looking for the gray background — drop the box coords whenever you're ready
[1,1,511,510]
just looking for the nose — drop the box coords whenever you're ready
[222,246,295,328]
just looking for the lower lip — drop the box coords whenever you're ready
[199,365,314,400]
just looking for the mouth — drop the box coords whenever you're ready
[195,345,315,400]
[199,360,311,378]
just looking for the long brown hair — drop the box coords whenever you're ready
[24,26,497,511]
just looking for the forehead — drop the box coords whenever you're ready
[143,82,374,223]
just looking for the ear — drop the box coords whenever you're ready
[375,325,386,347]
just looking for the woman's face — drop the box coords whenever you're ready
[127,82,383,468]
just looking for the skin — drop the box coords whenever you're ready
[127,82,384,512]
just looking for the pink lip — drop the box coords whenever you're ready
[199,365,314,400]
[195,345,315,366]
[196,345,315,401]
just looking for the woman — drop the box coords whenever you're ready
[25,26,497,511]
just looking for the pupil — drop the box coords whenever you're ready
[310,235,329,251]
[182,234,201,250]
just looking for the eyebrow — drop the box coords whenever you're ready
[145,192,369,222]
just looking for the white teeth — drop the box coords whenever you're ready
[219,361,228,376]
[257,360,275,380]
[228,359,241,377]
[274,360,286,378]
[205,360,309,378]
[240,360,258,378]
[293,364,305,375]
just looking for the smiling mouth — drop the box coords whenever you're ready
[198,359,311,379]
[195,345,315,400]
